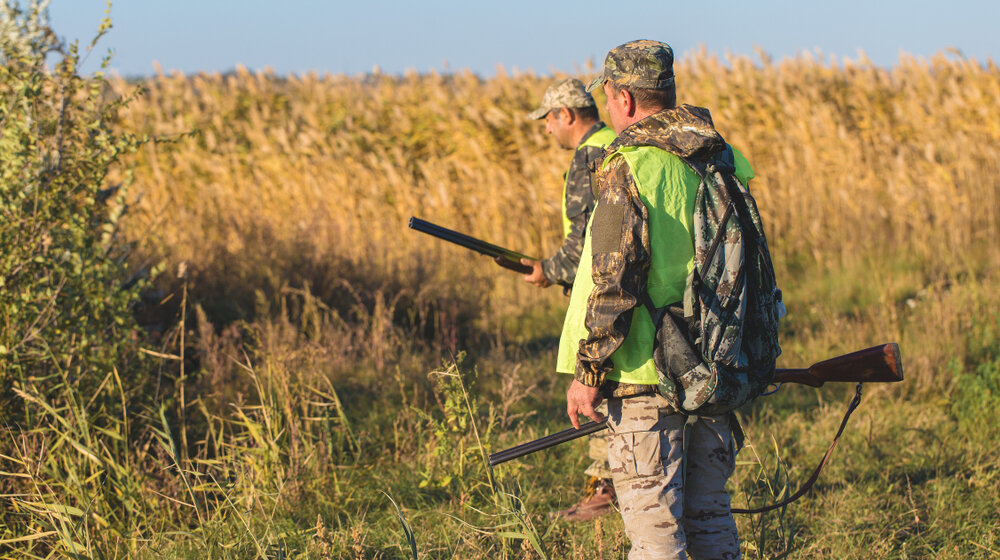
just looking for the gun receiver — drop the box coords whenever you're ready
[408,216,536,274]
[489,343,903,466]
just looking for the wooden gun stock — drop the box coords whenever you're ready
[772,342,903,387]
[489,342,903,467]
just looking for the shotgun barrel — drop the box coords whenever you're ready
[489,420,607,466]
[409,216,536,274]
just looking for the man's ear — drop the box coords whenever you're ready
[559,107,574,124]
[622,89,637,118]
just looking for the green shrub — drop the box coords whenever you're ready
[0,0,150,415]
[0,4,164,554]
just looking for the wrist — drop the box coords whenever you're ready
[539,258,557,284]
[574,363,604,388]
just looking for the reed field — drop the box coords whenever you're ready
[4,29,1000,560]
[115,51,1000,312]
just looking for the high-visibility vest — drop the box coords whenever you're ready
[556,145,753,385]
[561,126,617,239]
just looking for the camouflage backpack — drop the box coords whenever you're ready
[640,146,782,416]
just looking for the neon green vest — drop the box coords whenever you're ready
[562,126,617,238]
[556,146,754,384]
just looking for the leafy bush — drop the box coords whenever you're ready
[0,4,165,554]
[0,1,151,414]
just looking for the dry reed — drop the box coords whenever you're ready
[109,51,1000,386]
[115,51,1000,282]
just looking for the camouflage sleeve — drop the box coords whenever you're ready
[540,147,599,286]
[574,155,650,387]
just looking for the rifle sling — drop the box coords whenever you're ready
[731,382,864,515]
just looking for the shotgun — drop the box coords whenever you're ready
[489,342,903,466]
[409,216,537,274]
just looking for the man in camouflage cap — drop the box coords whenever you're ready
[521,77,618,521]
[558,39,756,558]
[520,78,615,292]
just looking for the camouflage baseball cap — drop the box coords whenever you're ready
[527,78,596,120]
[586,40,675,92]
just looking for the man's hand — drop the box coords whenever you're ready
[520,258,551,288]
[566,379,605,429]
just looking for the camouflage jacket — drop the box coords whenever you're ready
[575,105,729,389]
[540,122,608,287]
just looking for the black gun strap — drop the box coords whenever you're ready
[637,289,665,326]
[731,382,864,515]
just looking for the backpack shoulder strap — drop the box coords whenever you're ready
[637,289,666,327]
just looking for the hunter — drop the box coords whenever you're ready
[559,40,755,559]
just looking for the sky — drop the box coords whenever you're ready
[45,0,999,78]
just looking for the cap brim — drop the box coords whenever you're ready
[526,107,550,120]
[586,75,605,93]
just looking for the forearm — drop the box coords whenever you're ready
[574,246,645,387]
[574,284,637,387]
[540,215,586,286]
[544,150,597,286]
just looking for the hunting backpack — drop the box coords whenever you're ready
[640,145,782,416]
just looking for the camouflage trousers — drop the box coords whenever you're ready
[584,401,612,479]
[606,394,739,560]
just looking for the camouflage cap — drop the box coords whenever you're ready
[586,40,675,92]
[527,78,596,120]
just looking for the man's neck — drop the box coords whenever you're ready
[570,120,601,148]
[621,107,662,132]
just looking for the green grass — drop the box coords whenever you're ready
[4,251,1000,559]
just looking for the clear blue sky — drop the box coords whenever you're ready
[48,0,998,77]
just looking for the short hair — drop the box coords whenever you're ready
[567,105,600,122]
[608,82,676,112]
